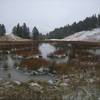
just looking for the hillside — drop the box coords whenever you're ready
[0,34,30,41]
[47,14,100,39]
[62,28,100,42]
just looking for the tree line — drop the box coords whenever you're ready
[0,23,42,40]
[47,14,100,39]
[0,14,100,39]
[12,23,41,40]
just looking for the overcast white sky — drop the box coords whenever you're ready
[0,0,100,34]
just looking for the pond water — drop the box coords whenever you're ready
[89,49,100,55]
[0,43,69,82]
[0,53,54,82]
[0,43,100,83]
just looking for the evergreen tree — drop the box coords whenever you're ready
[0,24,6,36]
[12,26,17,35]
[22,23,30,38]
[98,14,100,27]
[0,24,2,36]
[32,27,39,40]
[16,23,22,37]
[12,23,30,39]
[1,24,6,34]
[47,14,99,39]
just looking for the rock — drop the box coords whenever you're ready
[14,80,21,85]
[48,80,54,84]
[60,83,68,87]
[29,82,43,91]
[89,78,94,83]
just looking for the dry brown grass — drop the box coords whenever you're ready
[20,58,51,70]
[15,49,40,57]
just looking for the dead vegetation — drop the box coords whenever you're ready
[20,58,51,70]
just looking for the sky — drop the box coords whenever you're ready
[0,0,100,34]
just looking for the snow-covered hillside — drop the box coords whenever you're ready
[62,28,100,42]
[0,34,30,41]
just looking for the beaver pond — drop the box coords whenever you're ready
[0,42,100,100]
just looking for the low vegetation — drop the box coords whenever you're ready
[20,58,50,70]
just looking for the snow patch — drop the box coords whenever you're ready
[62,28,100,42]
[0,33,30,41]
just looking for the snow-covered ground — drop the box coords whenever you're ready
[0,34,30,41]
[62,28,100,42]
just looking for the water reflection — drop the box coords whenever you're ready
[0,54,53,82]
[0,43,100,83]
[89,49,100,55]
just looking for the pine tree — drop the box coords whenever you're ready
[12,26,17,35]
[47,14,99,39]
[12,23,30,38]
[32,27,39,40]
[22,23,30,38]
[1,24,6,34]
[0,24,6,36]
[98,14,100,27]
